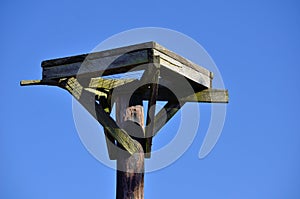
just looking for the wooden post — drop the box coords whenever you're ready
[115,94,145,199]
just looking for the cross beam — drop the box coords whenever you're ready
[20,78,228,157]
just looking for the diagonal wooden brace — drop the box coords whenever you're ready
[153,101,183,136]
[60,77,143,155]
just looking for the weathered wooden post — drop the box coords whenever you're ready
[21,41,228,199]
[115,94,145,199]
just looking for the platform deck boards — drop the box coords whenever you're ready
[41,42,213,88]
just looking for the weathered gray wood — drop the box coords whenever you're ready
[151,42,211,76]
[89,77,136,89]
[180,89,229,103]
[41,41,210,75]
[20,79,59,86]
[41,42,156,68]
[42,50,150,79]
[21,78,228,104]
[40,42,212,88]
[153,49,212,88]
[142,88,228,103]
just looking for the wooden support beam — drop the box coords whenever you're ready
[21,79,228,104]
[96,95,118,160]
[153,49,212,88]
[20,79,59,86]
[89,77,136,89]
[180,89,229,103]
[115,94,145,199]
[143,56,160,158]
[135,84,228,103]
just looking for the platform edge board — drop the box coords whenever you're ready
[42,49,151,79]
[152,42,211,76]
[41,41,213,88]
[41,42,156,68]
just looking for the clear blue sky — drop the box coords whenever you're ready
[1,0,300,198]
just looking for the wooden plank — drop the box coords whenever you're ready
[20,79,59,86]
[128,82,228,103]
[180,89,229,103]
[21,79,228,103]
[89,77,136,90]
[42,50,150,79]
[41,41,213,88]
[153,49,212,88]
[42,42,157,68]
[41,41,210,76]
[151,42,211,76]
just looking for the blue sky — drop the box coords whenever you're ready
[1,0,300,198]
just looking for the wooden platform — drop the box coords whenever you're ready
[21,41,228,159]
[41,41,213,88]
